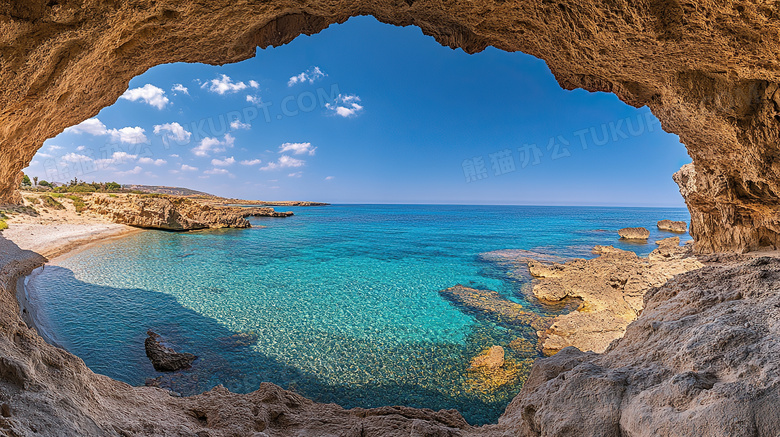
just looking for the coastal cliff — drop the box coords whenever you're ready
[85,194,290,231]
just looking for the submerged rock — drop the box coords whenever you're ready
[617,227,650,240]
[144,331,197,372]
[438,285,554,332]
[657,219,687,233]
[469,346,505,370]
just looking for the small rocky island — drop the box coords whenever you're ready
[617,227,650,240]
[657,219,688,233]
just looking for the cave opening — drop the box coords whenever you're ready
[15,16,694,426]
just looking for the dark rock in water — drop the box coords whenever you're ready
[145,331,197,372]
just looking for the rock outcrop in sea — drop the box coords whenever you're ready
[617,227,649,240]
[657,219,687,233]
[144,330,197,372]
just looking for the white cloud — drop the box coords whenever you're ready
[94,151,138,168]
[230,119,250,130]
[153,122,192,144]
[261,155,305,171]
[172,84,189,95]
[278,142,316,156]
[108,126,148,144]
[180,164,198,171]
[211,156,236,167]
[325,176,334,181]
[288,172,302,178]
[249,80,259,88]
[117,166,143,176]
[240,159,262,166]
[205,168,231,175]
[246,95,262,105]
[37,153,54,158]
[65,118,107,136]
[170,154,180,158]
[202,74,248,95]
[47,145,63,151]
[192,134,235,157]
[287,67,326,87]
[326,94,364,117]
[76,145,86,151]
[61,153,93,163]
[138,157,167,166]
[120,84,169,110]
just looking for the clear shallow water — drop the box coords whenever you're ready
[26,205,690,424]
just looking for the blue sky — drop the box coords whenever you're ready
[26,16,691,206]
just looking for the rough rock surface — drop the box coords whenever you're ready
[469,346,505,371]
[675,163,780,253]
[84,193,289,230]
[1,1,780,434]
[657,219,687,233]
[494,256,780,437]
[1,1,780,252]
[617,227,649,240]
[528,238,703,354]
[144,330,197,372]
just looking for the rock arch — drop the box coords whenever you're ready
[3,1,780,252]
[1,3,780,435]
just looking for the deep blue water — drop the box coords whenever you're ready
[24,205,690,424]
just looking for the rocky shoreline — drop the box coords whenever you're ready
[0,209,777,434]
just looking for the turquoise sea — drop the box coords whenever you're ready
[24,205,690,424]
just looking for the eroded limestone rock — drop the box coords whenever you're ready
[657,219,687,233]
[529,239,703,354]
[498,257,780,437]
[617,227,650,240]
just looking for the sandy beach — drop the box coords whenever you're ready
[0,197,141,338]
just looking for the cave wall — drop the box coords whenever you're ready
[2,0,780,253]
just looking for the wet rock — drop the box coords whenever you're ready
[617,227,649,240]
[144,331,197,372]
[469,346,505,370]
[438,285,554,331]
